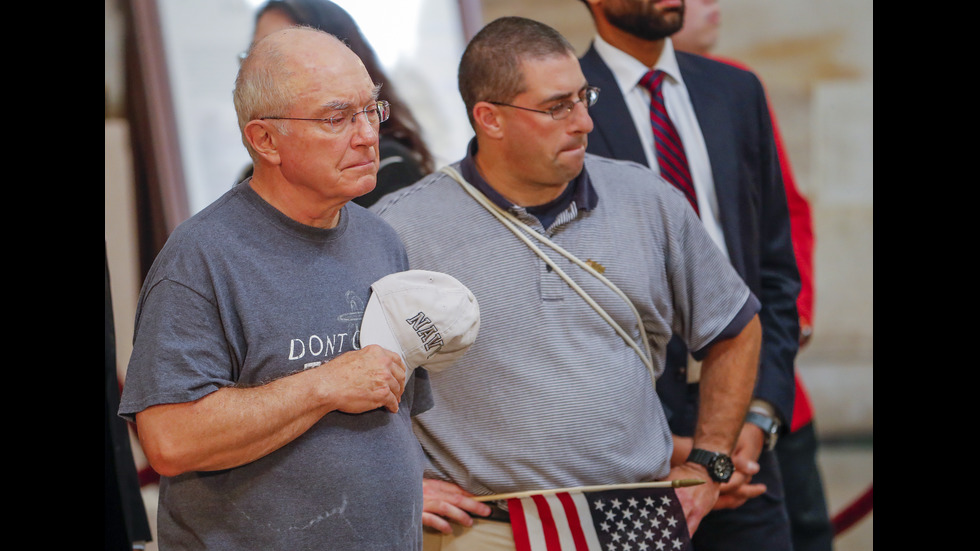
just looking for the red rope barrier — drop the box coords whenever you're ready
[831,483,873,536]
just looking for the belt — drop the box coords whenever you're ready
[485,503,511,523]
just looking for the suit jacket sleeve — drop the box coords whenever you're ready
[712,55,814,328]
[744,69,800,427]
[673,53,800,427]
[775,120,814,328]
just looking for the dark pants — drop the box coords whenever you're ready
[775,423,834,551]
[692,450,793,551]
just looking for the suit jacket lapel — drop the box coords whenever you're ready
[676,52,744,267]
[581,45,649,167]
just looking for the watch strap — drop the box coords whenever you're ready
[745,410,780,451]
[686,448,734,483]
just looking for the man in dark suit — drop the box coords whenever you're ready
[578,1,801,549]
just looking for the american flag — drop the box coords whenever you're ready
[507,487,692,551]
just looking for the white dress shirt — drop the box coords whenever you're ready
[591,35,728,258]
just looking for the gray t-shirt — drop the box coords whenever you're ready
[120,182,431,550]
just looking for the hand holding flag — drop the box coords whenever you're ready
[476,481,699,551]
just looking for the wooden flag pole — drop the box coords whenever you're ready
[473,479,704,502]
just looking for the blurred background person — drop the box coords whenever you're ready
[107,247,152,551]
[674,2,833,550]
[246,0,436,206]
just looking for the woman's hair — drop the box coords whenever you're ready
[257,0,434,173]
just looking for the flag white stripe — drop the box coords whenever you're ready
[570,492,603,551]
[522,497,548,550]
[543,494,578,550]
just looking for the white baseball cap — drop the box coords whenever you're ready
[360,270,480,373]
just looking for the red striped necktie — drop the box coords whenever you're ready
[639,69,699,216]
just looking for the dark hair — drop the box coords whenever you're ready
[458,17,576,128]
[257,0,434,173]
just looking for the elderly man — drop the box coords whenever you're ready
[119,27,431,549]
[577,0,802,549]
[372,16,761,549]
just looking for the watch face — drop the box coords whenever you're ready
[711,455,734,482]
[688,449,735,482]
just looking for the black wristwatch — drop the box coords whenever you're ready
[686,449,734,483]
[745,410,781,451]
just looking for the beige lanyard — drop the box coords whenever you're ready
[440,166,657,385]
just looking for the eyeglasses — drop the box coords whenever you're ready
[260,101,391,134]
[488,87,599,120]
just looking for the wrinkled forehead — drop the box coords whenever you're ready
[275,29,378,107]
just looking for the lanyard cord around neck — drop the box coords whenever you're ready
[440,165,656,385]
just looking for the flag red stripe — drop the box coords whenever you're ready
[557,492,590,551]
[509,498,533,551]
[531,494,563,551]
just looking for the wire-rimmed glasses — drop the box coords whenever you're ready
[488,87,599,120]
[260,100,390,134]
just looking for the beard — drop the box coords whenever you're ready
[603,0,685,41]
